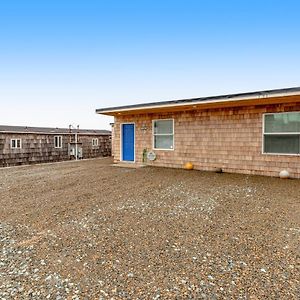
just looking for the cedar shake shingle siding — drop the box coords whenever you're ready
[0,127,111,167]
[113,102,300,178]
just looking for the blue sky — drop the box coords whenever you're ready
[0,0,300,129]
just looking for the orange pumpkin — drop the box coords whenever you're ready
[184,162,194,170]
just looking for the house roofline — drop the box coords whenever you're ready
[0,131,111,135]
[0,125,111,135]
[96,86,300,115]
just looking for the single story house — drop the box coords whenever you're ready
[0,125,111,167]
[96,87,300,178]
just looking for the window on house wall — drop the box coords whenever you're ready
[11,139,22,149]
[263,112,300,154]
[153,119,174,150]
[54,136,62,148]
[92,138,99,146]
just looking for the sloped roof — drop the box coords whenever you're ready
[0,125,111,135]
[96,86,300,115]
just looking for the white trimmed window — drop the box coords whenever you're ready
[153,119,174,150]
[92,138,99,147]
[263,112,300,154]
[11,139,22,149]
[54,136,62,148]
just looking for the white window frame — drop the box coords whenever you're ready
[92,138,99,147]
[10,138,22,149]
[54,136,63,149]
[262,112,300,156]
[152,119,174,151]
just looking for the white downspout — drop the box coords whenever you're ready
[75,131,78,160]
[75,125,79,160]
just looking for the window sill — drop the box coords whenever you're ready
[153,148,174,151]
[262,152,300,156]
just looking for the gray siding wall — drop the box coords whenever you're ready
[0,133,111,167]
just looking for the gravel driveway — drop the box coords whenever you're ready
[0,157,299,299]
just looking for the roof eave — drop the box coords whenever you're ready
[0,130,111,135]
[96,90,300,116]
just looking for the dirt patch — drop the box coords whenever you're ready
[0,157,299,299]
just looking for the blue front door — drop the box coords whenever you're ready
[122,124,135,161]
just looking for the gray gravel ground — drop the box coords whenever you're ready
[0,157,299,299]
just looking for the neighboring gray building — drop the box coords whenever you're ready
[0,125,111,167]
